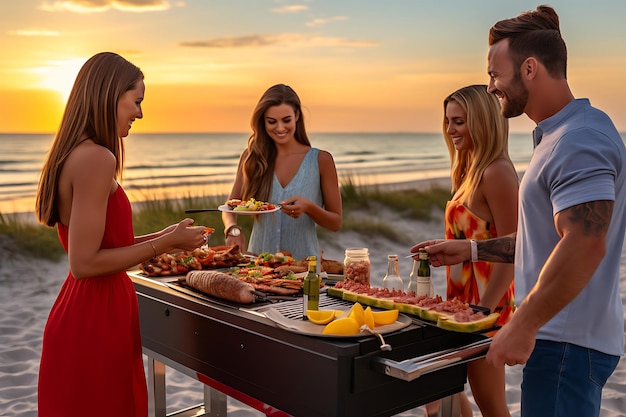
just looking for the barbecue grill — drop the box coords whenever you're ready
[130,273,490,417]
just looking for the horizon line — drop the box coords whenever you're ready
[0,130,547,135]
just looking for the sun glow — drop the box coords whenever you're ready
[35,57,86,104]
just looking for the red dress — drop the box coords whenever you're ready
[38,185,148,417]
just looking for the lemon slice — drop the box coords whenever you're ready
[348,302,365,326]
[322,317,360,335]
[334,310,347,318]
[363,306,376,329]
[306,309,337,325]
[372,309,399,325]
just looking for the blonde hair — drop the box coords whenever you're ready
[35,52,144,227]
[443,84,512,204]
[241,84,310,201]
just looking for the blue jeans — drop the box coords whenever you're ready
[521,339,620,417]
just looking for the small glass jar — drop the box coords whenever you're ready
[343,247,370,286]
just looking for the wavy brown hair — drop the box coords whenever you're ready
[489,5,567,79]
[443,85,514,204]
[35,52,144,227]
[240,84,311,201]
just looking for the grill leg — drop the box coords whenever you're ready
[204,385,227,417]
[147,356,167,417]
[440,394,461,417]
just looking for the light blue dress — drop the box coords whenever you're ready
[248,148,322,261]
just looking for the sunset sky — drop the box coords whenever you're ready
[1,0,625,134]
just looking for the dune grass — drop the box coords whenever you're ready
[0,181,450,261]
[0,213,64,260]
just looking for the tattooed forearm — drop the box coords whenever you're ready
[477,237,516,263]
[567,200,613,236]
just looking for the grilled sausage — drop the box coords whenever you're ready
[182,270,255,304]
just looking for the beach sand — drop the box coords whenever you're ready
[1,187,625,416]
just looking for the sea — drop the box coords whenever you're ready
[0,132,539,214]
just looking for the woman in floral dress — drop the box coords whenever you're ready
[428,85,518,417]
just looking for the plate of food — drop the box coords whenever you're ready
[262,307,412,339]
[219,198,281,215]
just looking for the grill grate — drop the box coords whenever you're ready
[247,292,353,319]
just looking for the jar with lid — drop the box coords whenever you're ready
[343,248,370,286]
[382,254,403,291]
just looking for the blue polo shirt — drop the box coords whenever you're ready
[516,98,625,356]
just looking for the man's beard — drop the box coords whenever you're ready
[501,73,528,119]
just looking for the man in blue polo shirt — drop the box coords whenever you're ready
[412,6,625,417]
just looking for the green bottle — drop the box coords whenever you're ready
[417,250,434,297]
[303,255,320,319]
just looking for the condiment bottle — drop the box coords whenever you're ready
[343,247,370,286]
[382,254,403,291]
[416,250,434,297]
[303,255,320,318]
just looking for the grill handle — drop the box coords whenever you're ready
[370,338,491,382]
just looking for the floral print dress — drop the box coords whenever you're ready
[444,200,515,326]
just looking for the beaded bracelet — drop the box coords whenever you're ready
[148,241,157,258]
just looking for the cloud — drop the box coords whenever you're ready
[306,16,348,27]
[180,33,378,49]
[180,35,277,48]
[10,29,60,36]
[271,4,308,14]
[39,0,170,13]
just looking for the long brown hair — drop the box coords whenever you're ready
[442,85,513,204]
[240,84,311,201]
[35,52,144,227]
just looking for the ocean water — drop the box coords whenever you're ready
[0,132,537,214]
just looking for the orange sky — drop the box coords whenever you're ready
[1,1,624,134]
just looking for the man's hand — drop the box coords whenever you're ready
[409,239,471,267]
[486,314,536,367]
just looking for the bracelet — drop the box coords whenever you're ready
[470,239,478,262]
[148,241,157,258]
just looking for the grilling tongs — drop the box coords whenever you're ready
[371,338,492,382]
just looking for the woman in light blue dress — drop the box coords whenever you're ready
[222,84,342,261]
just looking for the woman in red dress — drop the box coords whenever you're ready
[35,52,207,417]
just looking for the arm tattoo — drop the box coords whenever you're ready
[567,200,612,236]
[477,237,515,263]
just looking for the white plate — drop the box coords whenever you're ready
[263,307,412,338]
[218,204,281,215]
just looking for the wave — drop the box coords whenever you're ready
[0,132,544,213]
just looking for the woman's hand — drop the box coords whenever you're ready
[167,218,207,251]
[280,196,308,219]
[225,234,247,253]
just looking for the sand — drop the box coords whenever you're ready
[1,192,625,416]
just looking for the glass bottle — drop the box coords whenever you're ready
[382,254,403,291]
[303,255,320,318]
[343,247,370,286]
[416,250,434,297]
[407,259,419,294]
